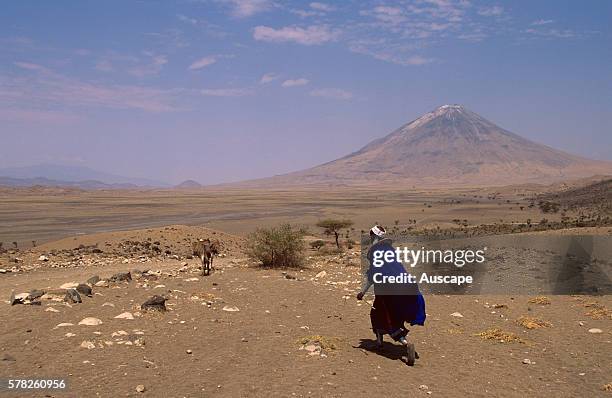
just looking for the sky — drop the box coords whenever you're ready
[1,0,611,184]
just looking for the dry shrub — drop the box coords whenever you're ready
[602,383,612,392]
[585,304,611,320]
[298,335,341,350]
[476,328,525,344]
[246,224,306,268]
[517,316,552,329]
[447,328,463,335]
[493,303,508,309]
[528,296,551,305]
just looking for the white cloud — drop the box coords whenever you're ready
[201,88,253,97]
[477,6,504,17]
[253,25,340,45]
[177,14,198,25]
[281,78,309,87]
[531,19,553,26]
[14,62,48,72]
[259,73,279,84]
[523,28,576,38]
[3,65,184,112]
[188,55,219,70]
[309,2,334,12]
[220,0,271,18]
[310,88,353,100]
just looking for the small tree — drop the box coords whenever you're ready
[310,240,325,251]
[316,219,354,249]
[246,224,306,268]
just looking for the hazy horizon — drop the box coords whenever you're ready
[2,1,611,184]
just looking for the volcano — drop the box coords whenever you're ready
[252,105,612,187]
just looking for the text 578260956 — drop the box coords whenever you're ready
[1,379,68,391]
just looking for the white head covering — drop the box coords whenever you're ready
[370,225,386,238]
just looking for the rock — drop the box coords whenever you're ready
[184,277,199,282]
[522,358,532,365]
[2,353,16,362]
[109,272,132,283]
[59,282,79,289]
[78,317,103,326]
[41,289,68,302]
[80,340,96,349]
[38,255,49,262]
[86,275,101,286]
[64,289,82,304]
[54,322,74,328]
[450,312,464,318]
[0,269,7,274]
[186,349,192,354]
[65,332,76,337]
[95,280,109,288]
[588,328,603,334]
[45,307,60,313]
[419,385,429,391]
[28,289,46,301]
[315,271,327,278]
[102,302,115,307]
[222,305,240,312]
[76,284,92,297]
[9,291,29,305]
[114,312,134,320]
[136,385,146,393]
[141,295,167,312]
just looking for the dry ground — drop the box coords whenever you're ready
[0,187,610,397]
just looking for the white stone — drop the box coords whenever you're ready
[315,271,327,278]
[114,312,134,320]
[78,317,103,326]
[80,340,96,349]
[450,312,464,318]
[588,328,603,334]
[222,305,239,312]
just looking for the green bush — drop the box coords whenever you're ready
[247,224,307,267]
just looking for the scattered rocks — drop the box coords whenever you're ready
[114,312,134,320]
[38,255,49,262]
[78,317,103,326]
[80,340,96,349]
[64,289,82,304]
[141,295,167,312]
[588,328,603,334]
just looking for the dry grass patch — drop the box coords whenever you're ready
[447,328,463,335]
[602,383,612,392]
[517,316,552,329]
[297,335,341,351]
[585,305,612,320]
[528,296,551,305]
[476,328,525,344]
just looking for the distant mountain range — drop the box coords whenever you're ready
[240,105,612,187]
[0,164,169,189]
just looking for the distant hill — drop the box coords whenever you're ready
[0,164,169,187]
[0,176,141,189]
[242,105,612,187]
[174,179,203,189]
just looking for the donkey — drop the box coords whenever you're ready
[192,238,220,276]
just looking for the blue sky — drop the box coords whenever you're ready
[1,0,611,184]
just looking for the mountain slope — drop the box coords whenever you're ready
[251,105,612,187]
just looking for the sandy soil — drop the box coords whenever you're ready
[1,226,611,397]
